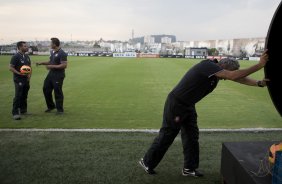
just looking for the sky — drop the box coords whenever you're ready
[0,0,281,44]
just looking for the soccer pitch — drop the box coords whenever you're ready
[1,56,282,184]
[0,131,281,184]
[0,55,281,128]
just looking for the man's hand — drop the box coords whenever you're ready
[257,78,270,87]
[16,71,26,76]
[258,50,269,68]
[27,74,31,81]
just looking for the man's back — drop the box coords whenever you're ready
[171,60,223,105]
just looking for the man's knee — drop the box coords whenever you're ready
[158,128,179,145]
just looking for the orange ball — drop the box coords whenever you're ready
[20,65,31,75]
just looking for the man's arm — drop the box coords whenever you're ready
[234,77,268,87]
[215,50,268,81]
[9,65,22,75]
[36,61,50,66]
[235,77,257,86]
[46,62,67,70]
[9,55,22,75]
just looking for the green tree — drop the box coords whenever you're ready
[93,42,101,48]
[208,48,218,56]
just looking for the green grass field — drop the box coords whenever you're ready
[1,131,282,184]
[0,55,281,128]
[0,55,281,184]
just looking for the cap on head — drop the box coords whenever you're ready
[219,58,240,71]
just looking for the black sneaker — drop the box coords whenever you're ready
[138,158,156,175]
[45,108,55,113]
[56,111,64,115]
[182,168,204,177]
[13,114,21,120]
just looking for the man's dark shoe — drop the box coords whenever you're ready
[45,108,55,113]
[56,111,64,115]
[182,168,204,177]
[13,114,21,120]
[138,158,156,175]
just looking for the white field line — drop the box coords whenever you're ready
[0,128,282,133]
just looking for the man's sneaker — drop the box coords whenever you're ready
[13,114,21,120]
[45,108,55,113]
[138,158,156,175]
[182,168,204,177]
[56,111,64,115]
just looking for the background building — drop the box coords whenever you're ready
[0,36,265,58]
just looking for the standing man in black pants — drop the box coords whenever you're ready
[36,38,68,115]
[9,41,32,120]
[139,51,269,177]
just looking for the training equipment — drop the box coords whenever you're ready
[221,141,277,184]
[264,1,282,116]
[20,65,31,75]
[269,142,282,164]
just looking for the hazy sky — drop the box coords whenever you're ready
[0,0,280,43]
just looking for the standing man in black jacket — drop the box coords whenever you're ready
[9,41,32,120]
[36,38,68,115]
[139,51,269,177]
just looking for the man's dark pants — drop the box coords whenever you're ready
[43,72,65,112]
[143,94,199,170]
[12,79,30,115]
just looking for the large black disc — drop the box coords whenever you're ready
[264,1,282,116]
